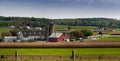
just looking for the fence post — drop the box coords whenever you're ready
[15,51,18,60]
[72,50,75,61]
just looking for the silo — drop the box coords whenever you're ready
[49,21,54,36]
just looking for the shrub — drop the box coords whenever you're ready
[0,38,4,42]
[27,39,37,42]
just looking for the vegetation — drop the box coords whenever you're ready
[0,48,119,56]
[0,59,119,61]
[99,37,120,41]
[0,28,11,34]
[9,29,19,36]
[70,29,93,40]
[0,16,120,28]
[0,38,4,42]
[1,32,12,36]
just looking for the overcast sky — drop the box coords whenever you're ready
[0,0,120,19]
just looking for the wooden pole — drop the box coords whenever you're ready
[15,51,18,60]
[72,50,75,60]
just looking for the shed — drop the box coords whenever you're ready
[4,36,17,42]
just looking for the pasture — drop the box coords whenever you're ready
[0,48,119,56]
[99,37,120,41]
[0,27,11,34]
[54,25,97,31]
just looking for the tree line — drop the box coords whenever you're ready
[0,16,120,28]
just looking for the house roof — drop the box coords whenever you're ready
[21,30,45,37]
[49,33,63,38]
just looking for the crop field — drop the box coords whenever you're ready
[0,48,120,56]
[0,27,11,34]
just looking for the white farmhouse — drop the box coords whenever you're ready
[17,30,45,41]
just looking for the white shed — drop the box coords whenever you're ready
[4,36,17,42]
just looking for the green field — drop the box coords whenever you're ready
[54,25,97,31]
[0,27,11,34]
[0,48,119,56]
[99,37,120,41]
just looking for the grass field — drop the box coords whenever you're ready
[0,48,120,56]
[98,37,120,41]
[54,25,97,31]
[0,59,119,61]
[0,27,11,34]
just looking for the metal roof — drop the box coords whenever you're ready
[49,33,63,38]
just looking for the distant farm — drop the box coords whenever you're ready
[0,17,120,61]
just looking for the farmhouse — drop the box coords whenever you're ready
[49,33,69,42]
[93,28,104,32]
[18,30,45,41]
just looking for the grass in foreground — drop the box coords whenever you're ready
[0,48,119,56]
[0,59,120,61]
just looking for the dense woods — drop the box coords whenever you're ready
[0,16,120,28]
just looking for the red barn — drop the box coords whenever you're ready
[49,33,69,42]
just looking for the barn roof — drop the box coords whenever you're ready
[21,30,45,37]
[49,33,63,38]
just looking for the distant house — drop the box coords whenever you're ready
[4,36,17,42]
[49,33,69,42]
[93,28,104,32]
[18,30,45,41]
[10,25,15,29]
[35,27,42,30]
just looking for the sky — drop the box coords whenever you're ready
[0,0,120,19]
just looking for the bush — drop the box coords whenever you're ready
[0,55,6,59]
[0,38,4,42]
[27,39,37,42]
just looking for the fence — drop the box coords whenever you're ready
[0,50,120,61]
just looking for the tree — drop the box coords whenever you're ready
[70,30,80,40]
[67,26,71,31]
[70,29,93,40]
[1,32,12,37]
[80,29,93,38]
[9,29,19,36]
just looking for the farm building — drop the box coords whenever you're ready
[49,33,69,42]
[17,30,45,41]
[93,28,104,32]
[35,27,42,30]
[4,36,17,42]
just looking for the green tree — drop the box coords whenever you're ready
[1,32,12,37]
[9,29,19,36]
[70,30,80,40]
[80,29,93,38]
